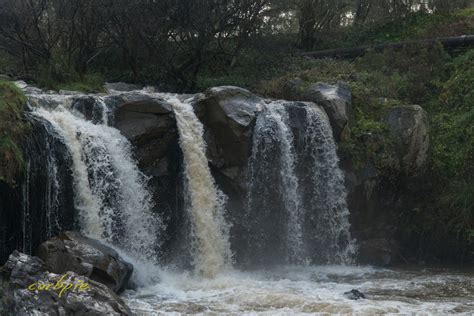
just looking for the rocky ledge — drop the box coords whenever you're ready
[0,232,133,315]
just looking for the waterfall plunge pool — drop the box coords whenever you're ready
[122,265,474,315]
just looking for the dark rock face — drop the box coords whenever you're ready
[37,231,133,293]
[357,238,393,266]
[301,82,353,141]
[0,117,75,265]
[281,79,353,141]
[71,96,106,124]
[1,251,131,315]
[343,105,430,266]
[197,86,261,189]
[110,93,175,177]
[384,105,429,174]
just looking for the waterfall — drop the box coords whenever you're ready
[302,105,356,264]
[167,96,232,277]
[33,100,161,261]
[246,101,305,264]
[246,101,355,265]
[0,114,76,262]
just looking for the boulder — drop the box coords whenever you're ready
[109,93,178,177]
[71,96,107,124]
[37,231,133,293]
[14,80,43,95]
[384,105,429,174]
[343,289,366,300]
[1,251,131,315]
[197,86,262,186]
[301,81,353,141]
[111,93,173,140]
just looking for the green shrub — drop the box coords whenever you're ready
[0,81,29,185]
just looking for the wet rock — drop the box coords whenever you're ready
[384,105,429,174]
[37,231,133,293]
[197,86,262,186]
[301,81,353,141]
[13,80,43,94]
[0,118,76,265]
[1,251,131,315]
[71,96,106,124]
[344,289,366,300]
[357,238,393,266]
[110,93,177,178]
[105,82,142,92]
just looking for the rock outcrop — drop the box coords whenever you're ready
[344,104,430,265]
[197,86,261,188]
[1,251,131,315]
[109,93,177,177]
[281,79,353,141]
[301,81,353,141]
[384,105,429,174]
[37,231,133,293]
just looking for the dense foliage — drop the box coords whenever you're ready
[0,0,472,91]
[0,81,28,185]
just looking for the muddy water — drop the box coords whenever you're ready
[123,265,474,315]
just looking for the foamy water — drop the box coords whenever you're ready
[123,265,474,315]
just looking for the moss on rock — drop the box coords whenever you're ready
[0,80,29,185]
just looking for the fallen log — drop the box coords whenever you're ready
[300,35,474,59]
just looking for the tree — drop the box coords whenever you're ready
[296,0,350,49]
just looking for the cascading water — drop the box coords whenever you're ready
[0,113,76,262]
[246,101,305,264]
[32,97,161,261]
[302,104,356,264]
[167,95,232,277]
[8,87,472,315]
[245,100,355,265]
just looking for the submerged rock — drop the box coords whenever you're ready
[1,251,131,315]
[344,289,366,300]
[37,231,133,293]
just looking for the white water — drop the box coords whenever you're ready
[33,102,161,261]
[253,101,305,263]
[123,265,474,315]
[304,105,357,263]
[246,101,355,265]
[167,95,232,278]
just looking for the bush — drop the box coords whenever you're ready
[0,81,29,185]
